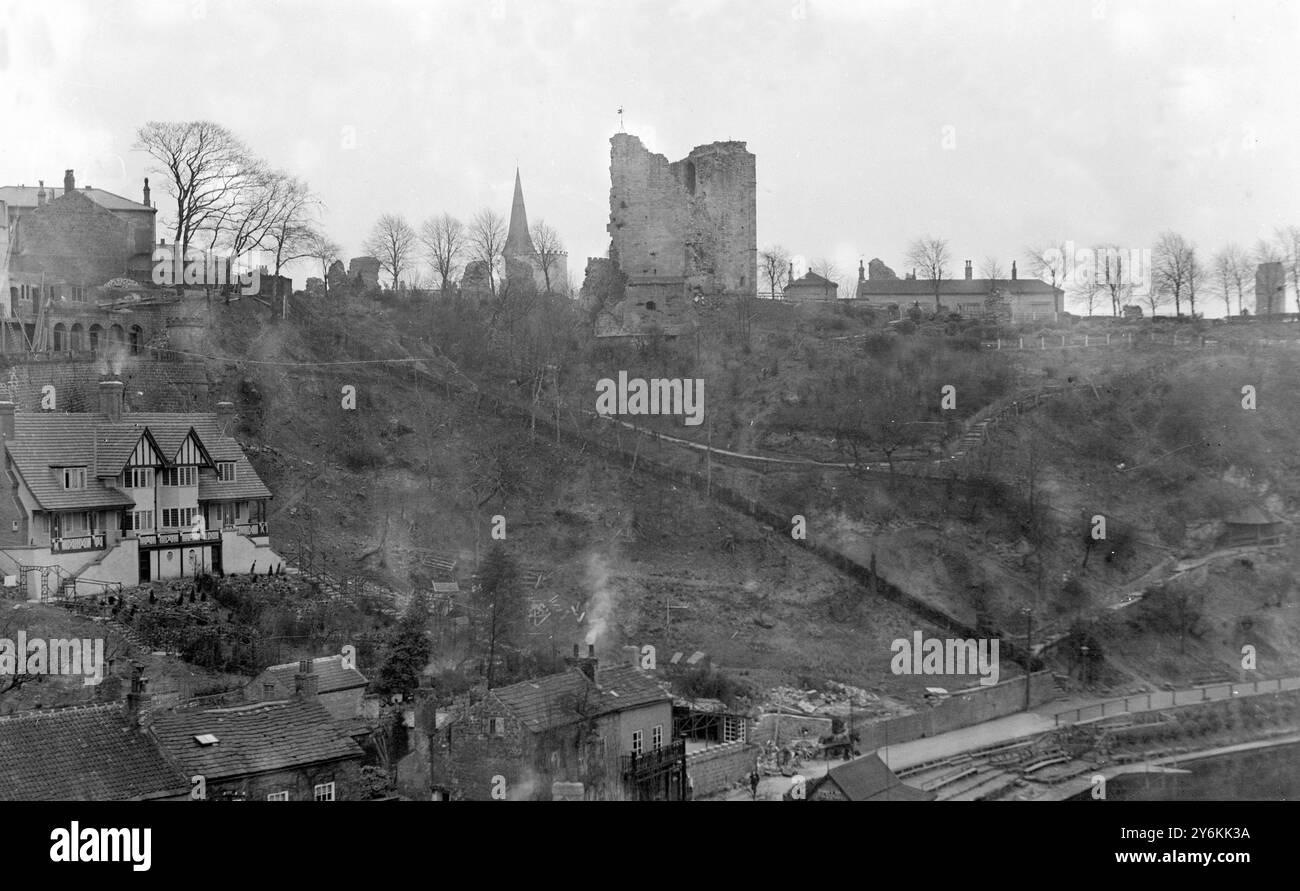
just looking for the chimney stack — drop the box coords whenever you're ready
[294,658,319,700]
[99,380,124,422]
[216,401,235,435]
[0,402,14,441]
[126,667,153,728]
[1011,260,1017,280]
[142,177,151,207]
[858,259,865,283]
[565,643,598,682]
[965,260,973,281]
[63,169,75,195]
[36,180,46,207]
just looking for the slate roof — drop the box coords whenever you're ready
[811,753,934,801]
[0,184,154,213]
[786,271,836,288]
[489,665,671,733]
[254,656,369,698]
[856,277,1062,299]
[150,699,364,781]
[0,703,188,801]
[6,410,270,511]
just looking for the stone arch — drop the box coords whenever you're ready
[644,301,657,311]
[109,323,126,346]
[53,322,67,352]
[70,323,84,352]
[683,161,696,196]
[129,325,143,355]
[89,324,103,351]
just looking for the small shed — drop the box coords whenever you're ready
[1222,506,1286,547]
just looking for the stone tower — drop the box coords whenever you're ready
[1256,262,1286,315]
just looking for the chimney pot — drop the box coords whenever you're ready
[98,380,124,422]
[1011,260,1017,280]
[143,177,151,207]
[965,260,973,281]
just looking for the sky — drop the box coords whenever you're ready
[2,0,1297,311]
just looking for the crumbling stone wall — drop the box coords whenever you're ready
[592,133,756,337]
[1256,262,1286,315]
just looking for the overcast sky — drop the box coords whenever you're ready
[3,0,1297,307]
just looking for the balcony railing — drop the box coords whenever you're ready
[620,739,686,781]
[224,521,268,537]
[50,532,106,553]
[137,530,222,548]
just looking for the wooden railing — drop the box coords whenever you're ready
[50,532,106,553]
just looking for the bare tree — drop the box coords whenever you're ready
[811,258,840,282]
[363,214,417,289]
[420,213,466,294]
[1067,262,1103,316]
[906,236,951,312]
[1024,242,1069,296]
[759,245,790,300]
[1185,247,1202,318]
[979,256,1004,281]
[469,209,507,298]
[1096,244,1131,317]
[1153,231,1194,316]
[135,121,259,258]
[530,219,564,294]
[262,176,320,315]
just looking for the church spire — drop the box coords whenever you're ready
[505,167,536,258]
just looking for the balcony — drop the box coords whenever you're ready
[137,530,222,549]
[620,739,686,781]
[50,532,106,553]
[224,521,268,537]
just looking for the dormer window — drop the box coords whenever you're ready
[216,462,237,482]
[59,467,86,490]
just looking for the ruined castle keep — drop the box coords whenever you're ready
[586,133,756,337]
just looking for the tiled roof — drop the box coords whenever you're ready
[150,699,364,781]
[6,410,270,510]
[0,703,188,801]
[857,278,1062,299]
[814,753,934,801]
[254,656,369,697]
[786,271,835,288]
[0,184,154,213]
[490,665,671,732]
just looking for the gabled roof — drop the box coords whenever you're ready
[253,656,369,698]
[489,665,671,733]
[0,703,189,801]
[6,409,270,510]
[0,184,154,213]
[810,753,934,801]
[786,271,836,288]
[150,699,364,781]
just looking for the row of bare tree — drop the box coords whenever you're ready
[135,121,330,313]
[357,211,567,295]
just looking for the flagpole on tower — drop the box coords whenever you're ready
[617,106,624,132]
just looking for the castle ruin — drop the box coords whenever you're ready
[585,133,756,337]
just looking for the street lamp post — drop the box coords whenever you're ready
[1022,606,1034,711]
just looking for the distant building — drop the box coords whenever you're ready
[151,662,367,802]
[1222,506,1286,547]
[857,259,1063,322]
[1,170,158,317]
[250,655,369,721]
[432,645,683,800]
[0,683,189,801]
[503,169,567,295]
[1255,262,1286,316]
[782,265,838,302]
[348,256,382,291]
[801,752,933,801]
[0,380,283,599]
